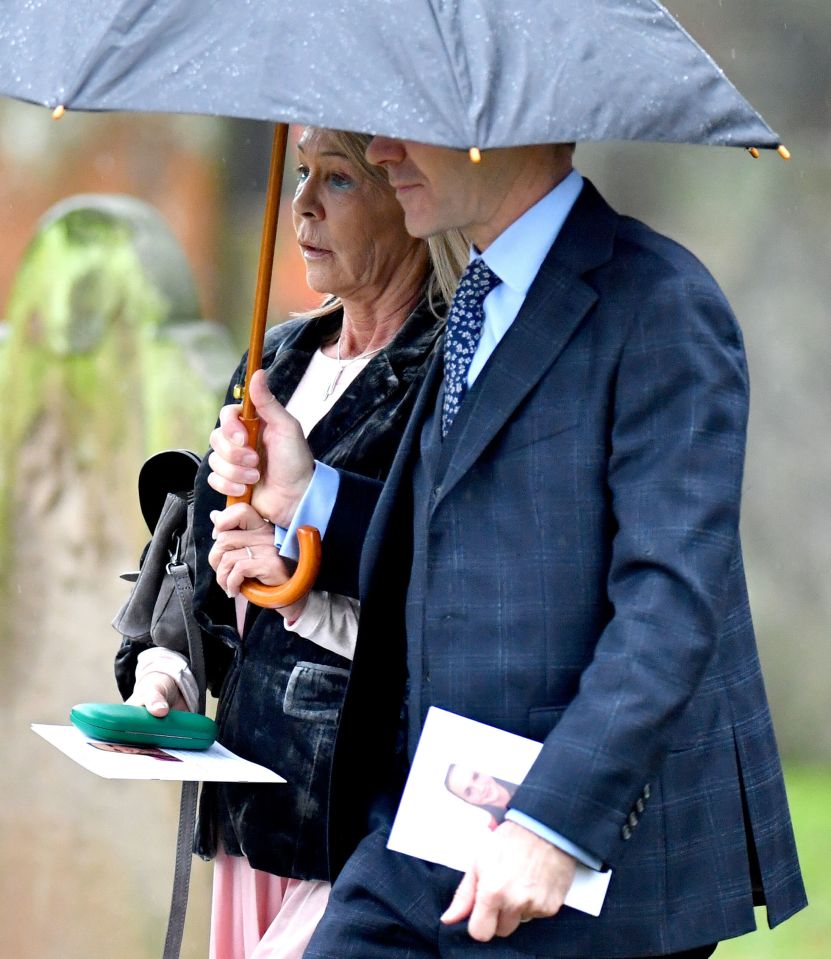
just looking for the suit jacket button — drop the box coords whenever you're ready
[628,812,638,828]
[643,783,651,800]
[621,824,632,840]
[635,798,645,813]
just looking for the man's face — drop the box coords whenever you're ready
[365,137,487,242]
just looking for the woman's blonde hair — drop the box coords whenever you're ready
[296,129,467,319]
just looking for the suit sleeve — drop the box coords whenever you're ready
[314,468,383,598]
[508,277,750,867]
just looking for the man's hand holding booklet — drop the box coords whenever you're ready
[387,707,612,917]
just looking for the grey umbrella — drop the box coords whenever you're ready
[2,0,783,152]
[0,0,787,609]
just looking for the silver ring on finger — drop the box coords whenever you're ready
[519,917,533,924]
[245,546,254,560]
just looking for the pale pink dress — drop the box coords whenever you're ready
[209,850,330,959]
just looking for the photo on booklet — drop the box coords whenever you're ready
[387,706,612,917]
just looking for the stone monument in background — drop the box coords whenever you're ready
[0,195,238,959]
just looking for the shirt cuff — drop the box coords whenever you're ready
[504,810,603,870]
[273,461,340,561]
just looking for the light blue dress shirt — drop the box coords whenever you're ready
[275,168,601,870]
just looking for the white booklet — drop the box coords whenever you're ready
[32,723,285,783]
[387,707,612,917]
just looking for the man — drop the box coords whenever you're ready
[208,139,806,957]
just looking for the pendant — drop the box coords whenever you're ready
[324,365,345,400]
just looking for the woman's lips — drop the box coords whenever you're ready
[299,242,332,260]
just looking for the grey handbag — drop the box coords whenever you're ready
[113,449,204,670]
[112,449,206,959]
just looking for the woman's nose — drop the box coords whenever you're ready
[292,178,323,219]
[365,136,404,167]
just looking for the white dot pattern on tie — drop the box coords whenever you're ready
[442,258,501,438]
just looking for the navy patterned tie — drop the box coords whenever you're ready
[442,258,501,438]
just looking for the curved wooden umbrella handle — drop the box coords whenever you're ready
[223,123,323,609]
[239,525,322,609]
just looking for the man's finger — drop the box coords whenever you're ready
[216,401,247,447]
[440,870,477,925]
[248,369,278,412]
[465,885,501,943]
[248,369,297,432]
[493,903,526,939]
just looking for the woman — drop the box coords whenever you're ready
[443,764,519,829]
[124,127,466,958]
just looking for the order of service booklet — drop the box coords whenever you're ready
[31,723,285,783]
[387,707,612,917]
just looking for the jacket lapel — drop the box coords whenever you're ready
[307,299,441,460]
[434,179,618,509]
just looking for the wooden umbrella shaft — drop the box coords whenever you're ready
[237,122,289,451]
[227,122,323,608]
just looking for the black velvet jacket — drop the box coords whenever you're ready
[191,299,443,880]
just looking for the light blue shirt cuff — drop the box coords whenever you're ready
[504,810,603,870]
[273,462,340,561]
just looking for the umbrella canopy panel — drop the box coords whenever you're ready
[0,0,779,150]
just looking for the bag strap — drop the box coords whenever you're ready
[164,780,199,959]
[169,553,206,714]
[162,556,207,959]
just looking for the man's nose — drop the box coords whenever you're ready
[366,135,405,167]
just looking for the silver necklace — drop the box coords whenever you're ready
[323,337,385,400]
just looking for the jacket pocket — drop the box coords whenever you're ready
[527,705,568,742]
[283,661,350,723]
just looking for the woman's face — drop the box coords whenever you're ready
[292,128,425,304]
[446,766,508,809]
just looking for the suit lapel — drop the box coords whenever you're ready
[434,179,618,509]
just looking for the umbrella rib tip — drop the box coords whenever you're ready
[746,145,791,161]
[468,147,482,164]
[51,104,66,120]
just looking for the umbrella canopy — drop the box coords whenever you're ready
[0,0,785,608]
[1,0,780,151]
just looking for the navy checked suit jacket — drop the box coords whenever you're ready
[318,180,806,955]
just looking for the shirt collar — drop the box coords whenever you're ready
[476,169,583,295]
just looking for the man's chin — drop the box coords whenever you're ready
[402,210,445,240]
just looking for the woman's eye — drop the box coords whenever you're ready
[329,172,353,189]
[295,165,309,184]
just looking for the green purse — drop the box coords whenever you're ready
[70,702,217,750]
